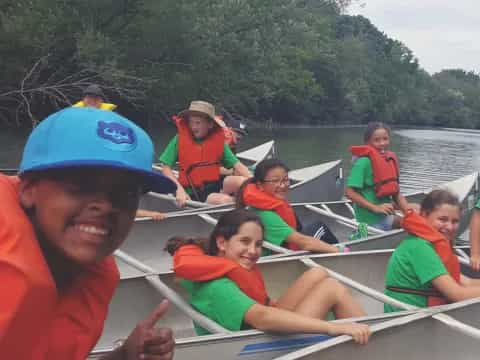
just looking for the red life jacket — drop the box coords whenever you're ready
[213,115,240,149]
[242,183,300,250]
[350,145,400,197]
[173,244,269,305]
[174,116,225,188]
[401,210,461,306]
[0,175,119,359]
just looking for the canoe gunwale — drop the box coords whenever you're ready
[288,160,342,189]
[90,305,426,355]
[272,298,480,360]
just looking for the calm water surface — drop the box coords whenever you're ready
[3,124,480,192]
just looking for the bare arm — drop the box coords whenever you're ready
[136,209,165,221]
[233,161,252,178]
[470,210,480,271]
[244,304,370,344]
[161,165,182,189]
[286,231,339,253]
[392,193,409,214]
[220,166,234,176]
[432,274,480,302]
[460,274,480,287]
[162,165,190,206]
[345,187,395,216]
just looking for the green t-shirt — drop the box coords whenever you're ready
[158,135,239,169]
[252,208,295,255]
[384,235,448,312]
[181,278,256,335]
[347,157,392,225]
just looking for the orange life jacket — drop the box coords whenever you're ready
[242,183,300,250]
[174,116,225,188]
[0,175,119,359]
[350,145,400,197]
[173,244,269,305]
[212,115,239,149]
[401,210,461,306]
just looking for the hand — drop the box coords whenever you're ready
[471,255,480,272]
[175,187,191,207]
[148,211,166,221]
[373,203,395,215]
[328,322,370,345]
[138,210,165,221]
[122,300,175,360]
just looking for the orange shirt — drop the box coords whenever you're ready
[0,175,119,359]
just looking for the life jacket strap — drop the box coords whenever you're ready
[386,285,442,298]
[184,161,221,200]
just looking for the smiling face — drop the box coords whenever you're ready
[257,166,290,200]
[367,128,390,154]
[19,168,142,266]
[188,114,215,140]
[216,221,263,270]
[422,204,460,243]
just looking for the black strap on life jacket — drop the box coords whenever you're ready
[185,161,221,201]
[386,285,442,298]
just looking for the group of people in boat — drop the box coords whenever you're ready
[2,84,480,358]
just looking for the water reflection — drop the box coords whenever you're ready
[2,125,479,192]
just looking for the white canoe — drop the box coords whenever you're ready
[122,172,478,273]
[237,140,276,166]
[91,247,480,359]
[139,159,344,212]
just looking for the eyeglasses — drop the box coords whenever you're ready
[262,176,290,186]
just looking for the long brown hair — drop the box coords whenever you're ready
[420,189,461,216]
[165,209,264,256]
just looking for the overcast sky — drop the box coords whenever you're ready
[348,0,480,74]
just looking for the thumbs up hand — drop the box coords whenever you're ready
[122,299,175,360]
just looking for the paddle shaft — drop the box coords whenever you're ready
[114,249,230,334]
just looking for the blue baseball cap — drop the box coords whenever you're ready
[19,107,177,194]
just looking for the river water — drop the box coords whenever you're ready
[2,124,480,193]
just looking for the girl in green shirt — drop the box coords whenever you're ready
[236,159,341,254]
[385,189,480,312]
[168,209,370,344]
[345,122,411,231]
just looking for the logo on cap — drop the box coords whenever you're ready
[97,121,136,144]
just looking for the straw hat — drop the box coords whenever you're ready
[178,101,223,127]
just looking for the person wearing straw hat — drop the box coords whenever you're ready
[159,100,251,206]
[0,107,175,359]
[73,84,117,111]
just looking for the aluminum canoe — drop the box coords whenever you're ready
[139,159,344,213]
[91,248,480,359]
[122,172,478,273]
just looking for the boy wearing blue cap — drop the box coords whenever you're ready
[0,108,175,359]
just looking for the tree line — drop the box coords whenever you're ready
[1,0,479,129]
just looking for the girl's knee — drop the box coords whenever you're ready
[206,193,233,205]
[305,267,329,282]
[222,175,247,194]
[321,277,348,294]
